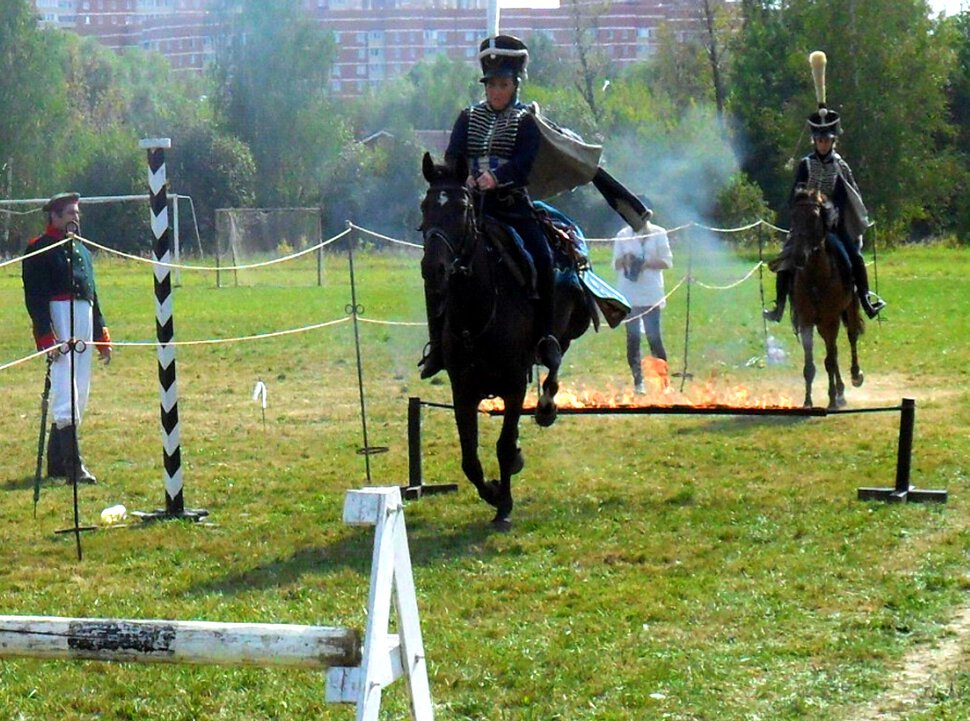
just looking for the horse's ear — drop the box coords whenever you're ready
[422,152,435,182]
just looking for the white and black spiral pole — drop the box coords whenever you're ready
[136,138,207,522]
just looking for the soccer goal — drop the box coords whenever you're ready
[214,207,324,288]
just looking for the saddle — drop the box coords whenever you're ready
[476,203,631,331]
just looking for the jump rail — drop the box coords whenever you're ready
[0,487,434,721]
[407,396,946,504]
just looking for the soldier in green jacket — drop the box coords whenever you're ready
[22,192,111,484]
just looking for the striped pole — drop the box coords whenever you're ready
[137,138,207,521]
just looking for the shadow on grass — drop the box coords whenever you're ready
[1,474,74,492]
[672,414,815,435]
[184,514,500,597]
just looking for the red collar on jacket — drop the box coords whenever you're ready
[27,224,67,247]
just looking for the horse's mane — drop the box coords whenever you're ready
[793,185,825,205]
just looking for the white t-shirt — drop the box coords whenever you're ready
[612,222,673,308]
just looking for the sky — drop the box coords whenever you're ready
[928,0,967,15]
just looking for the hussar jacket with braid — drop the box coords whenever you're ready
[790,150,869,241]
[445,100,540,203]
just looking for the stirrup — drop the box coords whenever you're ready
[861,293,886,319]
[418,342,443,379]
[763,304,784,323]
[536,335,562,369]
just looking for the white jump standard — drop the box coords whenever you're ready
[0,487,434,721]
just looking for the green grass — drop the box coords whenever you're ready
[0,242,967,720]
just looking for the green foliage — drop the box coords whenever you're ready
[168,124,258,252]
[714,172,775,246]
[362,55,480,133]
[728,0,961,236]
[209,0,341,206]
[651,21,716,110]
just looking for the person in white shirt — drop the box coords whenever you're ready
[612,207,673,394]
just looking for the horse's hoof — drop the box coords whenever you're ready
[852,371,864,388]
[476,480,502,509]
[534,404,558,428]
[512,449,525,475]
[491,515,512,532]
[836,395,847,408]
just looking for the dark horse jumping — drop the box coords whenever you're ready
[419,152,593,528]
[788,187,865,409]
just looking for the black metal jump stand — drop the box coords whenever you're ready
[402,397,459,500]
[857,398,947,504]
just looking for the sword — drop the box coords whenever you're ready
[33,355,53,518]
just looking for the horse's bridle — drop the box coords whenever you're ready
[422,181,479,267]
[791,194,827,270]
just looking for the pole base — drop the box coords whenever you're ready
[131,508,210,522]
[54,525,98,535]
[857,487,948,504]
[401,483,459,501]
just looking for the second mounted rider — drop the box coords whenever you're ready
[764,51,886,324]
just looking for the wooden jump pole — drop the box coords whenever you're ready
[0,617,360,670]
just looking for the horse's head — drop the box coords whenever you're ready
[419,152,478,292]
[789,186,830,269]
[420,152,474,251]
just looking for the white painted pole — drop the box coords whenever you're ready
[0,616,361,670]
[487,0,500,36]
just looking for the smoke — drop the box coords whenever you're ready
[601,105,775,367]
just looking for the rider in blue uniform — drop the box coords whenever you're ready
[419,35,561,379]
[764,106,886,323]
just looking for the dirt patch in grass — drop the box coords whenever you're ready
[845,599,970,721]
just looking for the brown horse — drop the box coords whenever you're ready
[419,152,592,528]
[788,187,865,408]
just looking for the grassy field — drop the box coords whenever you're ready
[0,237,967,721]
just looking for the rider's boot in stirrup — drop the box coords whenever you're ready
[536,335,562,369]
[763,270,792,323]
[850,253,886,319]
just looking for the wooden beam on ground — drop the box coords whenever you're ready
[0,616,361,670]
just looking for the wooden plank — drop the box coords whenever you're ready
[0,616,360,669]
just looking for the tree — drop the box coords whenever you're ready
[942,10,970,240]
[210,0,342,206]
[728,0,960,235]
[562,0,614,121]
[0,0,71,198]
[168,124,257,252]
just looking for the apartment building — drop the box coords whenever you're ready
[32,0,705,90]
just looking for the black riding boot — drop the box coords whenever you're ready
[46,423,65,478]
[850,252,886,319]
[418,287,445,379]
[61,426,96,485]
[534,268,561,369]
[763,270,792,322]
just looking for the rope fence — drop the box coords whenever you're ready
[1,215,882,374]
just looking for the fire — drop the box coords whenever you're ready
[478,360,796,412]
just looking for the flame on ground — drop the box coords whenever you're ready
[478,359,796,412]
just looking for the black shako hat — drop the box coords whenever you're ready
[807,107,841,138]
[42,192,81,214]
[478,35,529,83]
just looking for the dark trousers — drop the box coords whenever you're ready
[493,207,554,338]
[626,306,666,381]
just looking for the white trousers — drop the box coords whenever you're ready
[49,299,94,429]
